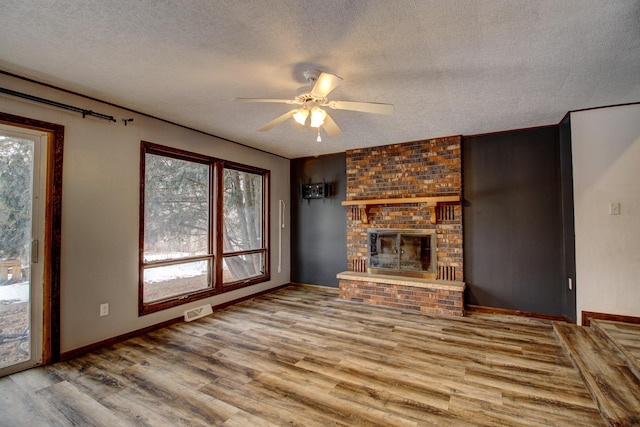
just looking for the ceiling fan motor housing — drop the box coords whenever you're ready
[302,69,320,83]
[294,91,326,105]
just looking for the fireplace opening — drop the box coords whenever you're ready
[368,229,436,279]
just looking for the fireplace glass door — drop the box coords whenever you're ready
[368,229,436,279]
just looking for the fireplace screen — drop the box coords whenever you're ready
[368,229,436,278]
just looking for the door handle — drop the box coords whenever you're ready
[32,239,39,263]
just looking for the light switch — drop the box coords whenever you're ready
[100,303,109,317]
[609,202,620,215]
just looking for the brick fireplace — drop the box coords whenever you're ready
[337,136,465,316]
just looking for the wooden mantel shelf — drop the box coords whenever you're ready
[341,195,460,224]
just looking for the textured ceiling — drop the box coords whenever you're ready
[1,1,639,158]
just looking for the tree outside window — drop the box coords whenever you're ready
[0,136,33,271]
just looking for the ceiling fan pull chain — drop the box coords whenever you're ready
[317,128,322,143]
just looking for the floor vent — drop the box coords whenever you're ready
[184,304,213,322]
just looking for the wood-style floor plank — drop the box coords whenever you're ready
[0,285,606,426]
[0,375,70,427]
[554,322,640,426]
[37,380,130,426]
[591,319,640,380]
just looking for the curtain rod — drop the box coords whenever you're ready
[0,87,117,122]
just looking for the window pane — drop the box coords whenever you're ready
[143,260,210,302]
[223,253,264,284]
[223,168,262,252]
[0,134,34,369]
[144,154,209,262]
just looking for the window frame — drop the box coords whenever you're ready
[139,142,270,315]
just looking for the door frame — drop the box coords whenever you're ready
[0,112,63,364]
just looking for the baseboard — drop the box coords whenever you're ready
[581,311,640,327]
[465,304,571,322]
[60,283,291,361]
[289,282,339,289]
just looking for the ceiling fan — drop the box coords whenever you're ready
[235,70,394,141]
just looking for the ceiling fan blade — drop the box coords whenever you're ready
[322,113,342,137]
[234,98,298,104]
[258,110,296,131]
[310,72,343,98]
[327,100,395,115]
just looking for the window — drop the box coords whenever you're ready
[139,142,269,314]
[222,167,266,286]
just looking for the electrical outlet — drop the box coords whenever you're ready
[609,202,620,215]
[100,303,109,317]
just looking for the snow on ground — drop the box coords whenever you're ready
[144,259,207,283]
[143,253,234,283]
[0,282,29,303]
[143,253,205,282]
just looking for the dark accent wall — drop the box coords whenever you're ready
[463,126,575,319]
[290,153,347,287]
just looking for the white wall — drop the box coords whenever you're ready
[0,74,290,352]
[571,104,640,324]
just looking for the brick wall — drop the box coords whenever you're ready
[345,136,463,282]
[346,137,462,199]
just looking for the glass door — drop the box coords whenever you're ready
[0,125,46,376]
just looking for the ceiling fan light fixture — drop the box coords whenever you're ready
[236,71,393,138]
[292,108,309,125]
[310,106,327,128]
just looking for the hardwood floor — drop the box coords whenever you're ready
[591,319,640,380]
[0,285,606,426]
